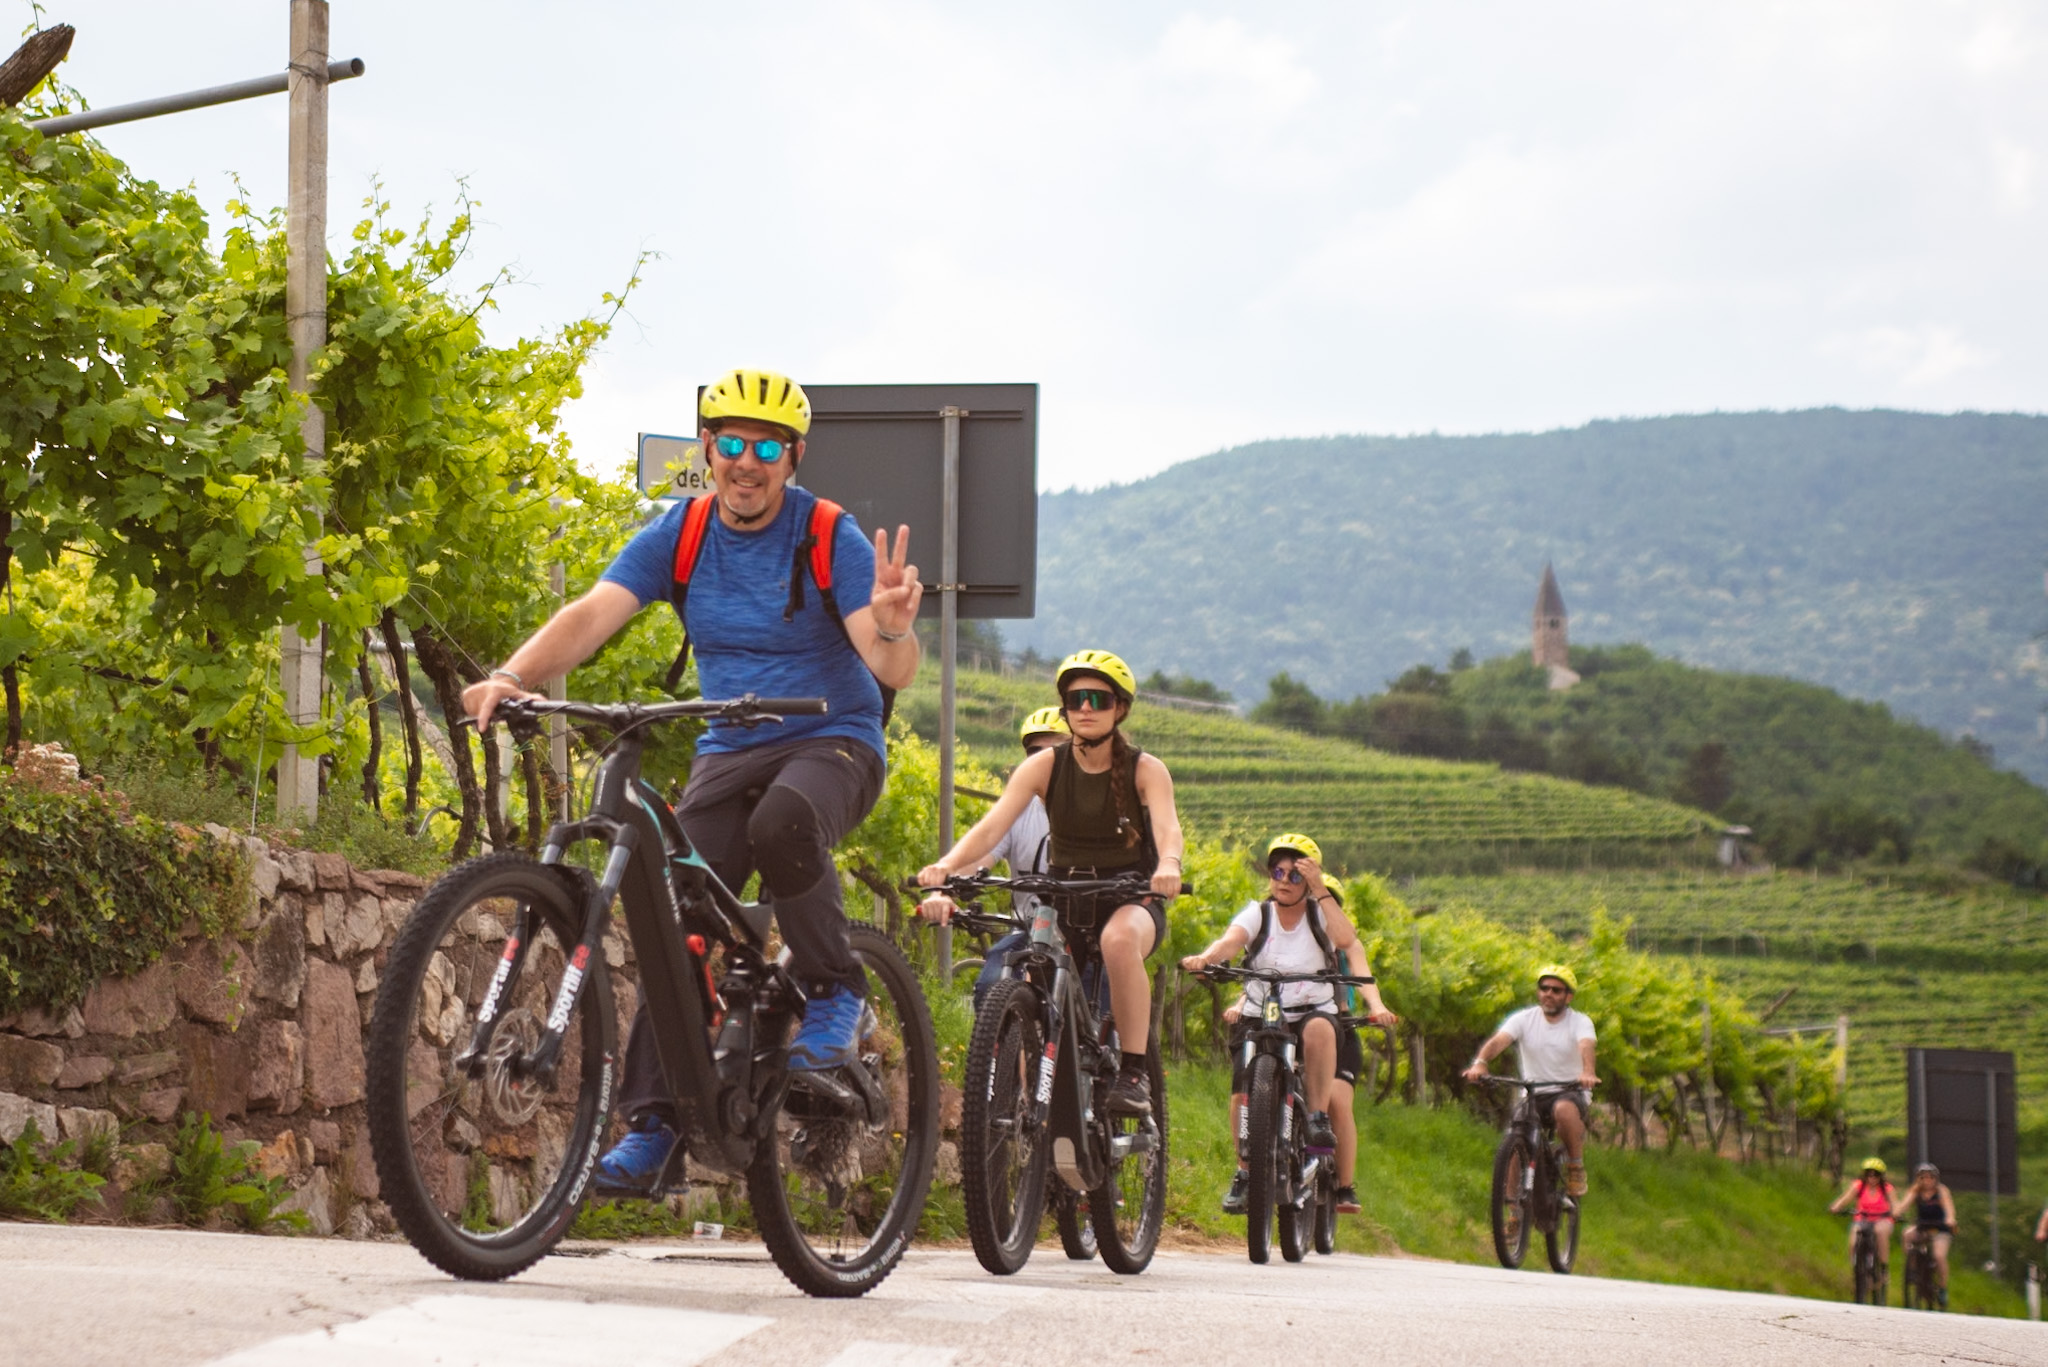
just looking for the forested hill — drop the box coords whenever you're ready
[1007,410,2048,786]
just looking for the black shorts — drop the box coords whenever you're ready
[1335,1024,1364,1088]
[1228,1009,1342,1093]
[1047,864,1165,955]
[1531,1088,1592,1127]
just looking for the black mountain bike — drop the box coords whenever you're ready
[914,871,1174,1276]
[1844,1213,1890,1306]
[1901,1228,1942,1310]
[1197,966,1373,1265]
[365,696,939,1298]
[1476,1076,1581,1273]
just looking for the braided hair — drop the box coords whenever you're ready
[1108,726,1142,851]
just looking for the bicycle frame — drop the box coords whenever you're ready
[1481,1077,1579,1232]
[458,697,844,1180]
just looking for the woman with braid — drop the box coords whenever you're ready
[919,650,1184,1113]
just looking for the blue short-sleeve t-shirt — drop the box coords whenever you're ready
[601,486,887,760]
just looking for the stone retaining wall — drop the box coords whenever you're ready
[0,829,647,1236]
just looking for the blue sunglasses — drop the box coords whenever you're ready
[711,432,791,464]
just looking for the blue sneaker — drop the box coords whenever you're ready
[788,985,864,1070]
[593,1113,677,1193]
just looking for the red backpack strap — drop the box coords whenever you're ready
[783,496,848,623]
[663,494,718,691]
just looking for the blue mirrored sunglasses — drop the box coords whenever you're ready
[712,432,790,464]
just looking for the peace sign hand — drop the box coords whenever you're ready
[870,524,923,640]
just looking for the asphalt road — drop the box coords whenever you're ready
[1,1224,2041,1367]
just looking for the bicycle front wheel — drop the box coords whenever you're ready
[1490,1134,1532,1269]
[1090,1040,1167,1274]
[959,978,1050,1274]
[1243,1054,1280,1265]
[748,923,938,1298]
[366,852,613,1281]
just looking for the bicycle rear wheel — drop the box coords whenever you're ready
[1312,1167,1336,1256]
[959,978,1050,1274]
[1546,1193,1580,1273]
[1243,1054,1280,1265]
[1278,1094,1312,1264]
[748,923,939,1298]
[1054,1186,1098,1261]
[367,852,612,1281]
[1490,1134,1532,1269]
[1090,1041,1166,1275]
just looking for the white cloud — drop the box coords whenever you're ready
[1820,325,1996,388]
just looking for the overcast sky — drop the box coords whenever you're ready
[35,1,2048,491]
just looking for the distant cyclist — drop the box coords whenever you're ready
[1462,965,1598,1196]
[1181,833,1395,1216]
[969,707,1067,1011]
[920,650,1184,1114]
[1829,1157,1897,1274]
[1893,1161,1956,1307]
[463,367,923,1192]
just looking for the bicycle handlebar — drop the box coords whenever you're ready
[1471,1074,1584,1092]
[904,871,1192,901]
[1193,964,1377,987]
[486,694,828,729]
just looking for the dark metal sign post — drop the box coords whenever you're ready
[645,385,1040,979]
[1907,1047,2018,1271]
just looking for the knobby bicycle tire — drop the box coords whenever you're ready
[367,852,613,1281]
[1243,1054,1281,1266]
[748,923,939,1298]
[1312,1164,1337,1256]
[1090,1039,1167,1274]
[1054,1185,1097,1261]
[1278,1093,1312,1264]
[1546,1189,1580,1273]
[1490,1134,1532,1269]
[959,978,1050,1275]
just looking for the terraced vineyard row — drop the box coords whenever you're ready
[1406,871,2048,1135]
[903,667,1716,873]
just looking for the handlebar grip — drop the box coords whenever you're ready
[749,696,827,717]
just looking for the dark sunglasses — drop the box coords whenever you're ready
[711,432,790,464]
[1537,982,1572,995]
[1267,864,1304,885]
[1063,688,1115,712]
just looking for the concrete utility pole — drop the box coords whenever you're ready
[276,0,330,821]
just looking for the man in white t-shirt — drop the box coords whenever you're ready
[1463,964,1599,1197]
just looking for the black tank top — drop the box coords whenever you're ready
[1045,741,1149,870]
[1916,1192,1948,1229]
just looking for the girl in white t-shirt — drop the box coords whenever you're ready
[1182,834,1396,1216]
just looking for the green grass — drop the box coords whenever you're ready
[1165,1063,2028,1315]
[903,668,1718,874]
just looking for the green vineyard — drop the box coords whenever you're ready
[1408,870,2048,1136]
[904,667,1717,874]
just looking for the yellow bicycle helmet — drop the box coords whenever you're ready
[1861,1156,1887,1175]
[700,368,812,436]
[1019,706,1070,747]
[1055,649,1136,701]
[1535,964,1578,993]
[1266,833,1323,868]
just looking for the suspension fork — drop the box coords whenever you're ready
[512,828,638,1086]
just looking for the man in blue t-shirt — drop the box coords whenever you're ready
[462,367,923,1191]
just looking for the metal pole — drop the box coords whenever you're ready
[937,406,965,979]
[548,556,569,821]
[1987,1067,2002,1272]
[1701,1002,1716,1145]
[27,58,362,135]
[276,0,330,823]
[1409,924,1426,1105]
[1911,1048,1928,1166]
